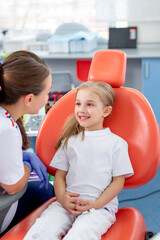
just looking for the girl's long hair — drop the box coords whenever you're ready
[56,113,84,149]
[56,81,115,149]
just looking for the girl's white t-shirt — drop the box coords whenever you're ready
[50,128,134,214]
[0,106,24,233]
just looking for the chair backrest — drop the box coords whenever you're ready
[36,50,160,188]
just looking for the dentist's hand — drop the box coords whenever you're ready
[23,151,49,189]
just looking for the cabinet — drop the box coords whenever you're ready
[142,58,160,125]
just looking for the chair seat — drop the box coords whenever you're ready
[102,207,147,240]
[2,198,147,240]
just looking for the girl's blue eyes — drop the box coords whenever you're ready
[88,103,93,106]
[75,103,94,106]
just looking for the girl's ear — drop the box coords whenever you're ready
[104,106,112,117]
[24,94,34,107]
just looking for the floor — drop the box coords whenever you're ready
[118,165,160,234]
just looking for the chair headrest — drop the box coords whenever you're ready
[88,50,127,88]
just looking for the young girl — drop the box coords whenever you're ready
[24,81,134,240]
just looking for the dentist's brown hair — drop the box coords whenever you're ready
[0,50,50,149]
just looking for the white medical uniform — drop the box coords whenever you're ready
[0,106,24,233]
[24,128,134,240]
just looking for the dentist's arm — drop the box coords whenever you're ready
[1,165,30,195]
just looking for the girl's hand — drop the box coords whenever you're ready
[61,192,80,211]
[68,208,83,216]
[75,199,97,212]
[61,192,85,216]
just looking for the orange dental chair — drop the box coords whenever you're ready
[2,50,159,240]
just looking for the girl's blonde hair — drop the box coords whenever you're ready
[56,81,115,149]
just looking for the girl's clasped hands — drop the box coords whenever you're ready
[62,192,96,216]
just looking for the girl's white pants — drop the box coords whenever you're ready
[23,201,115,240]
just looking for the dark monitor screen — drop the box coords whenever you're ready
[109,27,137,49]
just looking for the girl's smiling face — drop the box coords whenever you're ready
[75,88,112,131]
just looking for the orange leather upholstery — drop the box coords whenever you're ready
[104,87,159,188]
[102,207,147,240]
[88,50,126,87]
[2,50,159,240]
